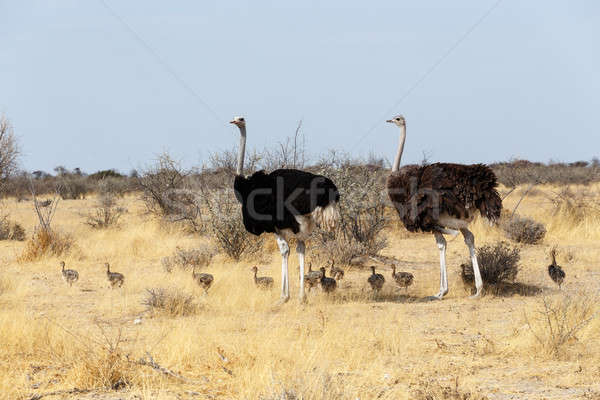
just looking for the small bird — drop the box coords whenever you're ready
[548,248,566,289]
[367,266,385,295]
[319,267,337,293]
[105,263,124,288]
[391,265,414,293]
[192,267,214,294]
[329,259,344,280]
[60,261,79,287]
[252,266,274,289]
[304,263,323,292]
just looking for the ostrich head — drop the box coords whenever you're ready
[60,261,65,269]
[386,115,405,127]
[104,262,110,270]
[251,266,258,273]
[230,116,246,130]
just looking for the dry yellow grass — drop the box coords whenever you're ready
[1,186,600,399]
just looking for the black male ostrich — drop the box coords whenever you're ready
[230,116,340,303]
[386,115,502,299]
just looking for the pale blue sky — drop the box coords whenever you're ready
[1,1,599,173]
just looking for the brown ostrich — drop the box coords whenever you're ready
[391,265,414,293]
[319,267,337,293]
[547,248,566,289]
[386,115,502,299]
[251,266,274,290]
[367,266,385,295]
[329,260,344,280]
[304,263,323,292]
[192,267,214,294]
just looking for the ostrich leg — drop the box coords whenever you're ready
[433,232,449,299]
[276,235,290,303]
[297,240,306,302]
[461,228,483,298]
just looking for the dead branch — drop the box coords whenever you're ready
[131,352,207,384]
[27,388,91,400]
[29,178,60,232]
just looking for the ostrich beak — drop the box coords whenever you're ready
[229,120,236,124]
[386,119,393,123]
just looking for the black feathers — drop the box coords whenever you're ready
[234,169,339,236]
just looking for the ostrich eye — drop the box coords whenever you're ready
[239,118,244,121]
[396,118,401,121]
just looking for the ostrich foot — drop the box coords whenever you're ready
[425,290,448,301]
[275,295,290,306]
[469,290,482,299]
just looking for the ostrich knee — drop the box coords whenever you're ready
[277,237,290,256]
[462,229,475,248]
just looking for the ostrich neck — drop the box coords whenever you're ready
[392,125,406,173]
[236,126,247,176]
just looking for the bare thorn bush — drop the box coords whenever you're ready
[549,188,600,225]
[143,288,201,317]
[161,244,216,273]
[72,324,134,390]
[311,155,388,264]
[501,214,546,245]
[0,213,26,241]
[0,115,21,195]
[84,194,126,229]
[461,241,520,291]
[524,293,599,358]
[202,188,263,261]
[18,185,73,262]
[18,228,74,262]
[137,153,203,232]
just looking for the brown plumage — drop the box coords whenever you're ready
[60,261,78,287]
[252,266,274,290]
[367,266,385,293]
[319,267,337,293]
[192,268,214,293]
[329,260,344,280]
[304,263,323,291]
[391,265,413,292]
[548,248,566,289]
[105,263,124,288]
[386,163,502,233]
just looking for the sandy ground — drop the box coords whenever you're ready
[1,188,600,399]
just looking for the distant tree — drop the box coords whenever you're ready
[32,170,46,180]
[88,169,124,180]
[54,166,68,176]
[0,115,21,193]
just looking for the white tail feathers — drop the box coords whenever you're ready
[313,203,340,232]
